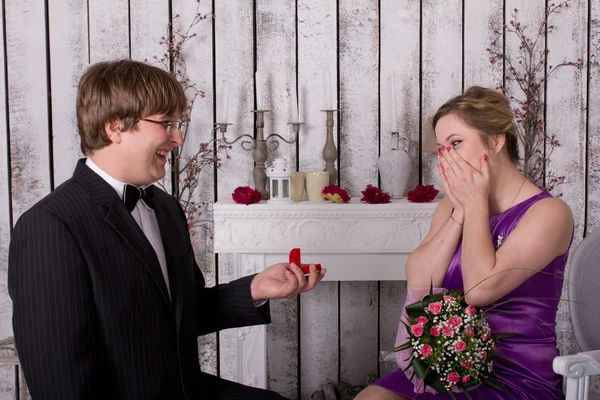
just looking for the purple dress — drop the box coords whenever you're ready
[374,190,569,399]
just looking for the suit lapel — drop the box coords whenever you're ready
[73,159,172,306]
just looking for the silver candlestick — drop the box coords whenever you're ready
[216,111,303,200]
[321,110,338,185]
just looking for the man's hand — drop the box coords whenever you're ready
[250,262,326,301]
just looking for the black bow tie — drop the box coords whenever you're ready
[123,184,155,211]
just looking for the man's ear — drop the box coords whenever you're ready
[489,133,506,155]
[104,119,123,144]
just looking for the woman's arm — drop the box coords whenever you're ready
[461,195,573,306]
[405,196,464,287]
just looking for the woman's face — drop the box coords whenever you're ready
[435,113,489,171]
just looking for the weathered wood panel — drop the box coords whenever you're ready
[378,1,419,374]
[0,2,14,397]
[256,2,298,396]
[297,0,339,397]
[338,0,379,196]
[129,0,168,62]
[215,0,255,382]
[49,0,88,186]
[300,282,339,399]
[297,0,338,174]
[421,0,463,187]
[587,0,600,234]
[173,0,217,376]
[380,0,420,195]
[88,0,129,62]
[339,282,378,385]
[378,281,406,377]
[6,1,51,221]
[337,0,380,388]
[463,0,503,89]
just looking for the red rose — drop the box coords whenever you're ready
[449,315,462,327]
[415,316,428,324]
[232,186,262,205]
[447,372,460,383]
[465,326,475,337]
[465,305,477,317]
[480,350,488,360]
[462,375,471,384]
[461,361,471,368]
[322,185,351,203]
[454,340,467,352]
[407,184,439,203]
[442,324,454,337]
[360,184,391,204]
[430,326,441,337]
[410,323,424,337]
[420,344,433,358]
[427,302,442,315]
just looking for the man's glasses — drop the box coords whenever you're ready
[137,117,186,136]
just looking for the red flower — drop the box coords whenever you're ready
[462,375,471,384]
[449,315,462,328]
[360,184,391,204]
[322,185,351,203]
[447,372,460,383]
[427,302,442,315]
[454,340,467,352]
[410,323,424,337]
[430,326,441,337]
[415,316,428,324]
[420,344,433,358]
[232,186,261,205]
[461,361,471,368]
[465,305,477,317]
[407,184,439,203]
[465,326,475,337]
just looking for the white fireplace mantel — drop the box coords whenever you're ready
[213,198,436,388]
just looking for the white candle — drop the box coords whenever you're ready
[219,82,229,123]
[322,69,331,110]
[391,73,398,132]
[330,68,336,110]
[255,71,263,110]
[291,80,299,122]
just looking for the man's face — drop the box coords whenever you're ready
[115,113,184,186]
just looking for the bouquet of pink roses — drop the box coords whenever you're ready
[391,285,514,399]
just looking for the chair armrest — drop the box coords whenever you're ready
[553,350,600,379]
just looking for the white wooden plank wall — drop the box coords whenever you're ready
[0,1,597,399]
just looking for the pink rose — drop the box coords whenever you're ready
[454,340,467,352]
[447,372,460,383]
[462,375,471,384]
[481,329,492,340]
[421,344,433,358]
[430,326,441,337]
[465,326,475,337]
[443,295,456,303]
[411,323,424,337]
[442,324,454,337]
[480,351,488,360]
[427,302,442,315]
[415,316,428,324]
[461,361,471,368]
[449,315,462,327]
[465,305,477,316]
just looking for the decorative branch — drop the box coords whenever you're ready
[487,1,583,195]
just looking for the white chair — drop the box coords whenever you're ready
[553,228,600,400]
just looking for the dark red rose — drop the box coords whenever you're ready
[360,184,391,204]
[232,186,262,205]
[407,184,439,203]
[322,185,351,203]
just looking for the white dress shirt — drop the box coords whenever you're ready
[86,158,171,298]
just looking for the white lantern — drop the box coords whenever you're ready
[266,158,293,204]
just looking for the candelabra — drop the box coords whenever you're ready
[216,110,303,200]
[321,110,338,185]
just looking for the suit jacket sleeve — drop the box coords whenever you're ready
[195,262,271,336]
[8,207,99,400]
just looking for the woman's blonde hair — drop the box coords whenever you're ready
[432,86,520,164]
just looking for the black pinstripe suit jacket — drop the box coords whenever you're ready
[8,159,271,399]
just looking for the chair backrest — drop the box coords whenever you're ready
[568,228,600,352]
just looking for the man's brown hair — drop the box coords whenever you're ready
[76,60,187,154]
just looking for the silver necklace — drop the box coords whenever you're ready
[508,176,526,209]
